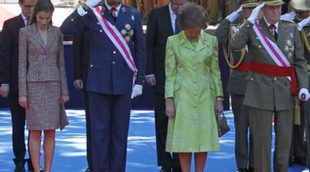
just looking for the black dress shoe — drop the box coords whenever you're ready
[13,159,26,172]
[172,167,182,172]
[237,168,248,172]
[247,167,254,172]
[294,157,306,166]
[289,156,294,167]
[160,166,171,172]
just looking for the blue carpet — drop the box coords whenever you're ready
[0,109,307,172]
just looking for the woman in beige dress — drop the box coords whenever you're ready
[18,0,69,171]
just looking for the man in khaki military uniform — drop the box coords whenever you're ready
[231,0,310,172]
[282,0,310,169]
[215,1,259,172]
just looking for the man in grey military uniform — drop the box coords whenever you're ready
[215,1,259,172]
[286,0,310,170]
[281,0,310,168]
[231,0,310,172]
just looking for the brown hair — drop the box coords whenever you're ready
[178,2,209,30]
[30,0,54,24]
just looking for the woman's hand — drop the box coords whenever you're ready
[215,99,224,113]
[19,96,28,109]
[165,98,175,118]
[60,95,70,104]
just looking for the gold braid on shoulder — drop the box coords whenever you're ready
[301,30,310,53]
[222,26,246,69]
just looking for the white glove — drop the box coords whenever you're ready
[298,88,310,101]
[226,5,243,22]
[73,79,84,90]
[131,84,143,99]
[0,84,9,97]
[85,0,101,8]
[280,11,296,22]
[247,3,265,24]
[298,16,310,31]
[145,74,156,86]
[77,6,88,16]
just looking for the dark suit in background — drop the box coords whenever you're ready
[146,4,180,171]
[0,15,32,171]
[72,31,93,171]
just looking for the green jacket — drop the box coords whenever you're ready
[231,19,308,111]
[165,31,223,100]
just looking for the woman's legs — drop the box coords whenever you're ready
[179,153,192,172]
[194,152,207,172]
[29,130,42,172]
[43,129,55,172]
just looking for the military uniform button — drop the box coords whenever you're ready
[113,61,116,64]
[71,18,74,22]
[97,22,100,25]
[258,45,262,48]
[273,77,277,80]
[90,64,93,67]
[250,77,254,81]
[113,51,117,54]
[100,30,103,32]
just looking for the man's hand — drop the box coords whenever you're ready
[131,84,143,99]
[145,74,156,86]
[85,0,101,8]
[298,16,310,31]
[0,84,9,97]
[280,11,296,22]
[226,5,243,22]
[19,96,28,109]
[165,98,175,118]
[248,3,265,24]
[60,95,70,104]
[298,88,310,101]
[73,79,84,90]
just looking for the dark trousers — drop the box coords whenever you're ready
[305,101,310,167]
[290,101,307,165]
[249,107,293,172]
[82,90,93,169]
[231,94,253,169]
[8,93,27,160]
[88,92,131,172]
[154,93,179,168]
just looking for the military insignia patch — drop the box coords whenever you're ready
[121,24,134,42]
[122,6,126,12]
[286,40,292,46]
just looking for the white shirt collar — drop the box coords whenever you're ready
[264,17,279,32]
[21,13,28,25]
[168,3,177,17]
[105,0,122,17]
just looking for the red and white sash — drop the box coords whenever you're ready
[92,6,138,75]
[253,20,290,67]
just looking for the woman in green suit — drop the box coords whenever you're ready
[165,2,224,172]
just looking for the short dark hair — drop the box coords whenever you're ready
[30,0,54,24]
[178,2,209,30]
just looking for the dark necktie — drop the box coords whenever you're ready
[110,7,117,21]
[174,15,180,34]
[269,24,278,41]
